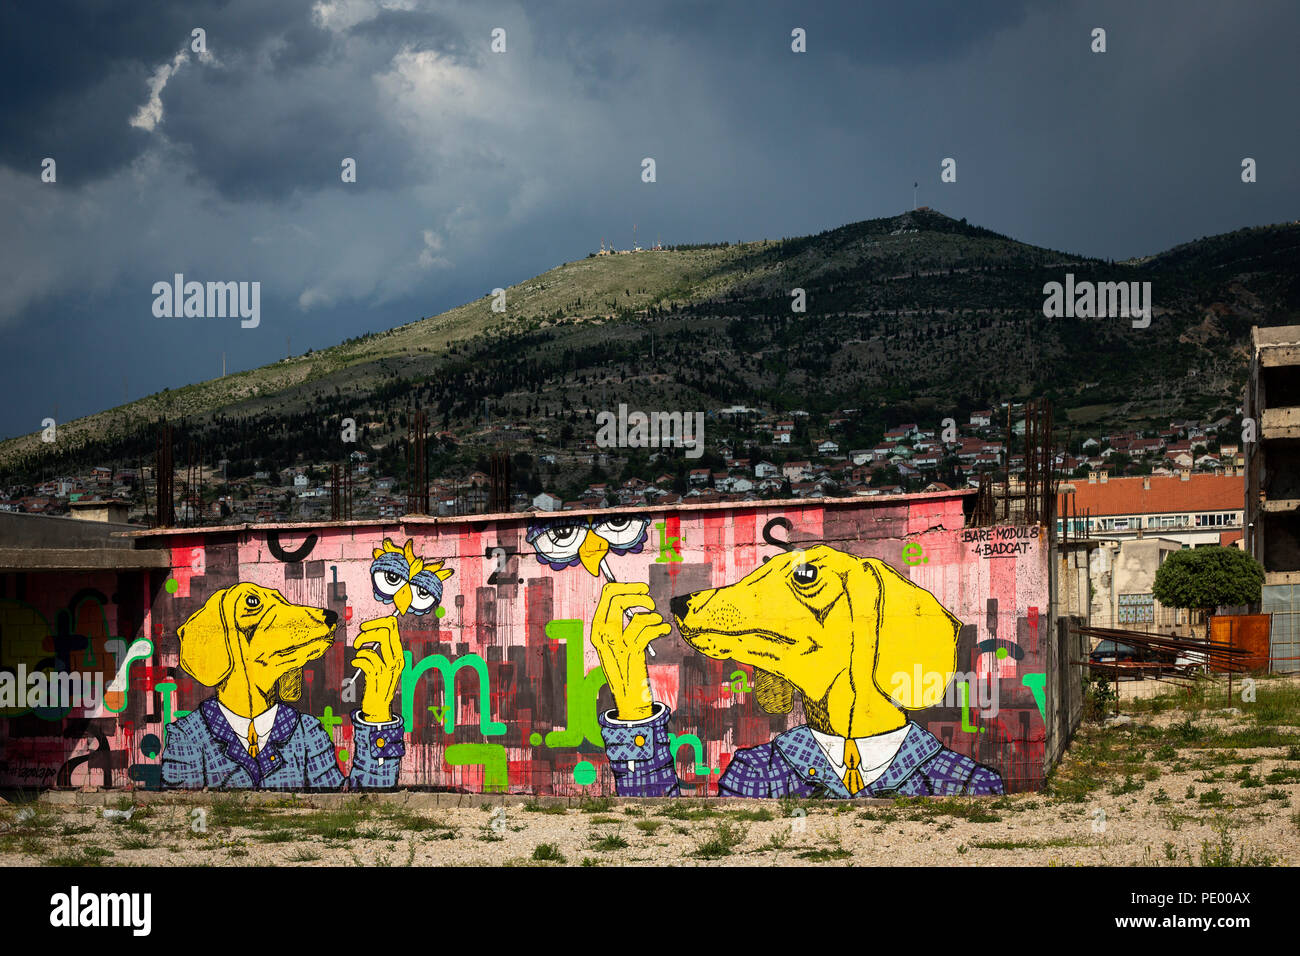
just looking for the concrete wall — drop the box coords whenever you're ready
[1,494,1064,794]
[1056,542,1094,621]
[0,512,138,549]
[1088,537,1191,635]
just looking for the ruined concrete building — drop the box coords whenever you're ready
[1244,325,1300,672]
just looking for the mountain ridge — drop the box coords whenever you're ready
[3,209,1299,486]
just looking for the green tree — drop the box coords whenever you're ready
[870,465,901,488]
[1152,546,1264,639]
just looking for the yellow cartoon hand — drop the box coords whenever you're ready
[591,582,669,721]
[353,617,405,724]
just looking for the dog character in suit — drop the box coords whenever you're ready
[591,545,1004,797]
[162,583,406,790]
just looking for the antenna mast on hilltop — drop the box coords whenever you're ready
[913,181,918,211]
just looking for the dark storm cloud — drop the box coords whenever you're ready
[531,0,1032,69]
[130,5,468,201]
[0,0,465,197]
[345,7,468,56]
[268,17,338,74]
[158,56,408,203]
[0,0,324,183]
[0,0,1297,440]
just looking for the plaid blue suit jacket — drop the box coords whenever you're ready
[161,697,405,790]
[599,703,1004,798]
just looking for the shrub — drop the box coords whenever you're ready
[531,843,566,862]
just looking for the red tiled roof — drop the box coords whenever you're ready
[1060,474,1243,516]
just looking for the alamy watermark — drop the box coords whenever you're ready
[152,274,260,328]
[0,666,104,710]
[889,666,1000,718]
[50,886,151,936]
[595,403,704,459]
[1042,273,1151,328]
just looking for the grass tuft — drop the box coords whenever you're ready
[531,842,566,862]
[692,822,747,859]
[588,833,630,852]
[523,801,569,815]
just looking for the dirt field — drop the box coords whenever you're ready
[3,676,1299,867]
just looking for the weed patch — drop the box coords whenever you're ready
[531,842,566,863]
[796,846,852,861]
[589,833,630,852]
[692,822,747,859]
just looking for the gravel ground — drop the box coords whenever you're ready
[4,680,1298,867]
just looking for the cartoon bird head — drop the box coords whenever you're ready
[526,516,650,576]
[370,538,453,615]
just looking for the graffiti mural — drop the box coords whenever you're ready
[594,546,1004,797]
[159,538,451,789]
[0,492,1056,795]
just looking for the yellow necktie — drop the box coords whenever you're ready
[247,723,259,758]
[842,739,865,795]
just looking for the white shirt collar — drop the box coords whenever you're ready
[808,724,910,784]
[218,700,279,746]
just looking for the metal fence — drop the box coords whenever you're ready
[1263,584,1300,674]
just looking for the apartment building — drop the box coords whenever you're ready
[1057,471,1245,635]
[1057,471,1244,547]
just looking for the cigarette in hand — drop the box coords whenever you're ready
[346,607,399,688]
[600,558,657,657]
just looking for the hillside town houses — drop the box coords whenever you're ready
[1,403,1245,526]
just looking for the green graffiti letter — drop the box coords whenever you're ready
[668,733,708,775]
[402,651,506,735]
[156,681,192,749]
[543,619,607,749]
[445,743,509,793]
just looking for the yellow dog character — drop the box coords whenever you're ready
[162,583,407,790]
[591,545,1004,798]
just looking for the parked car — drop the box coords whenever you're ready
[1089,639,1177,676]
[1173,648,1210,676]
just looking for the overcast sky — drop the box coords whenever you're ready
[1,0,1296,439]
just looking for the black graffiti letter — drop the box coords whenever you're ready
[761,517,795,562]
[267,531,317,562]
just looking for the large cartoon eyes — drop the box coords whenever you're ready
[244,593,261,609]
[529,522,589,563]
[372,569,405,597]
[593,517,650,550]
[408,583,437,613]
